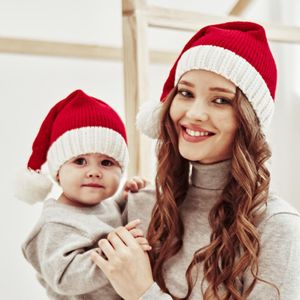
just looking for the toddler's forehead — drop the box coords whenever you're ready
[82,153,106,157]
[75,153,116,160]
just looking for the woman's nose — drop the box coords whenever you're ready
[186,100,209,122]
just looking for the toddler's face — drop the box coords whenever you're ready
[57,153,121,207]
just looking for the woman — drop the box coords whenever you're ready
[91,21,300,299]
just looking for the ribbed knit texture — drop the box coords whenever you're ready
[127,160,300,299]
[27,89,128,177]
[48,91,127,146]
[161,21,277,101]
[47,127,128,178]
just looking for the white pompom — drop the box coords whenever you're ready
[136,101,162,139]
[14,168,53,205]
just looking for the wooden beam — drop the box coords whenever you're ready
[146,5,230,32]
[0,37,120,60]
[0,37,177,64]
[122,0,154,179]
[264,24,300,44]
[228,0,254,16]
[146,6,300,43]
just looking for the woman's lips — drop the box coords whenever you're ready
[181,126,215,143]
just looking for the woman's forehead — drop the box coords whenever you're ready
[179,69,236,93]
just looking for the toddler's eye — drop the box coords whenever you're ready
[73,157,87,165]
[101,159,114,167]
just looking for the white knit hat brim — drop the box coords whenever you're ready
[47,126,129,179]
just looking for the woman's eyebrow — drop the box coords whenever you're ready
[209,87,236,95]
[178,80,195,87]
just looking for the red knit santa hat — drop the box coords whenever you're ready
[137,21,277,138]
[15,89,129,204]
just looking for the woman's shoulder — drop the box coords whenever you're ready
[127,184,156,231]
[259,192,300,234]
[265,192,300,219]
[128,184,156,211]
[128,183,156,199]
[243,195,300,298]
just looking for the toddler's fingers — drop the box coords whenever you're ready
[132,176,147,189]
[124,180,139,192]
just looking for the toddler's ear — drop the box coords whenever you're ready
[56,173,60,184]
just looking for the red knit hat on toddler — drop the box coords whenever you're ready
[137,21,277,138]
[15,89,129,204]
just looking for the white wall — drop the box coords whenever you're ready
[0,0,299,299]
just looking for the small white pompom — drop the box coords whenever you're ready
[136,101,162,139]
[14,168,53,205]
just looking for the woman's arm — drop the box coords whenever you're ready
[91,226,173,300]
[245,213,300,299]
[23,220,149,296]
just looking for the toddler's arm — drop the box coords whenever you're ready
[23,223,119,296]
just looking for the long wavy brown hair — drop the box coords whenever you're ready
[147,87,279,299]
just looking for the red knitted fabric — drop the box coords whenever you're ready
[160,21,277,101]
[28,89,127,171]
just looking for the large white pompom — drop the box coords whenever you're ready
[136,101,162,139]
[14,168,53,205]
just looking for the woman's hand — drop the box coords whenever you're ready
[91,222,154,300]
[125,219,152,252]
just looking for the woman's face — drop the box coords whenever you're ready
[169,69,239,164]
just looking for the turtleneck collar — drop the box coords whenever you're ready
[190,159,231,190]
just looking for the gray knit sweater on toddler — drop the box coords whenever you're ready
[22,197,123,300]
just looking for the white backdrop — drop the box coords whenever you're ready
[0,0,299,299]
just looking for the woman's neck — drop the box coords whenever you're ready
[190,159,231,190]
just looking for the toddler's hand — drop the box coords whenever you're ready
[115,177,149,215]
[124,176,148,193]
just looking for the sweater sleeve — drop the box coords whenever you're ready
[244,213,300,300]
[22,222,110,295]
[139,282,173,300]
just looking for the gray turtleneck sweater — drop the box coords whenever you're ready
[127,160,300,299]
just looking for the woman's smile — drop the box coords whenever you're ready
[181,125,215,143]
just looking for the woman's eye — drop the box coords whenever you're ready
[213,98,231,105]
[73,157,87,165]
[177,89,193,98]
[101,159,114,167]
